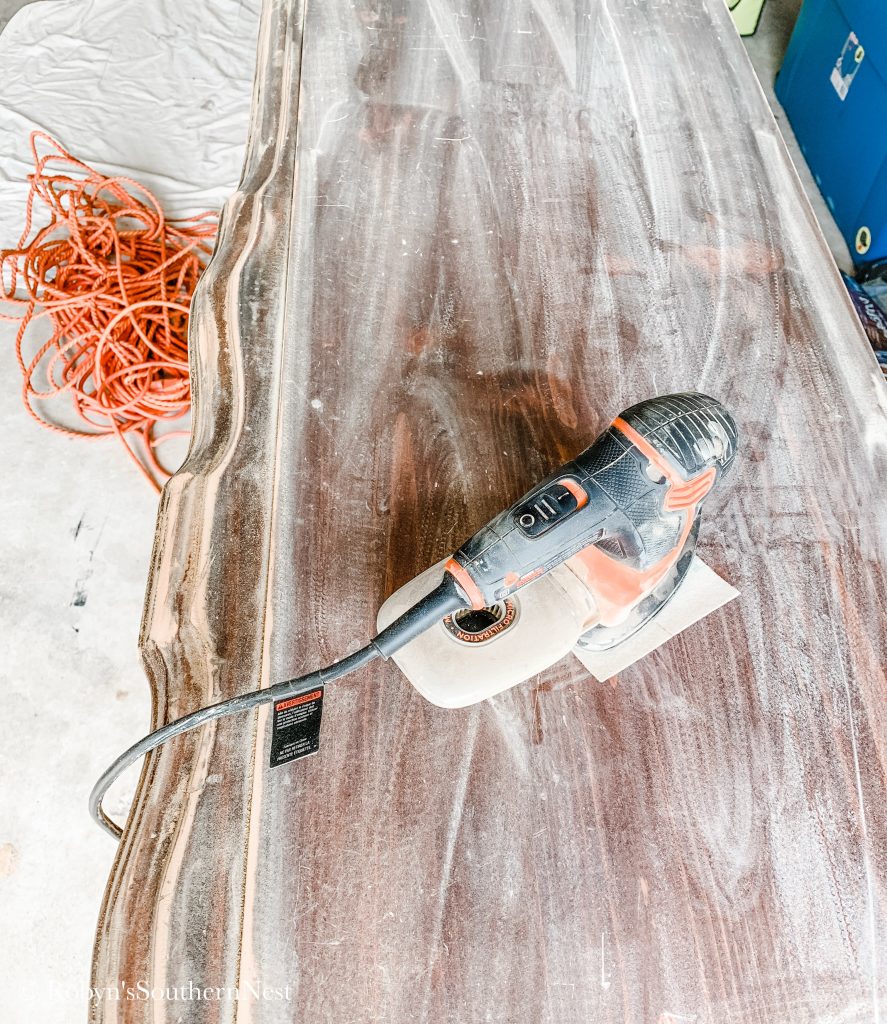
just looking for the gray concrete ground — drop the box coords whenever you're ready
[0,0,32,31]
[0,0,45,30]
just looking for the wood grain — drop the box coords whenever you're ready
[91,1,887,1021]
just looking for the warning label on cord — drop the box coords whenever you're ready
[269,687,324,768]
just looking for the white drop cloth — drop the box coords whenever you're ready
[0,0,261,237]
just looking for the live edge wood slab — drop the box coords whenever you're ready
[91,1,887,1021]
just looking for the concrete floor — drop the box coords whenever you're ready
[0,350,155,1020]
[0,1,857,1022]
[0,19,146,1024]
[0,0,43,31]
[0,0,29,31]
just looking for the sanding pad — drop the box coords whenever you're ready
[377,556,738,707]
[377,557,596,708]
[571,556,738,681]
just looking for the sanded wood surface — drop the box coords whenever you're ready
[91,1,886,1021]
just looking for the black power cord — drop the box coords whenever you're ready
[90,645,379,839]
[90,576,466,839]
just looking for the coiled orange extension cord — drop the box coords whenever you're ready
[0,132,217,491]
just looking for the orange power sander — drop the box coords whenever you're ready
[91,392,738,837]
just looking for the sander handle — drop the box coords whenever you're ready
[373,393,737,656]
[445,392,738,612]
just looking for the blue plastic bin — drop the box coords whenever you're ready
[776,0,887,268]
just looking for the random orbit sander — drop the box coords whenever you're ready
[377,391,739,705]
[91,392,738,837]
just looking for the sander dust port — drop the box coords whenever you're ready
[443,600,519,644]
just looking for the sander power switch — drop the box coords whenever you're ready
[512,477,588,538]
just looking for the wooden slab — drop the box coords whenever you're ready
[91,1,887,1021]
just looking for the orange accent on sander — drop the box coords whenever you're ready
[566,416,719,630]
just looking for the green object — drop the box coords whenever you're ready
[729,0,766,36]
